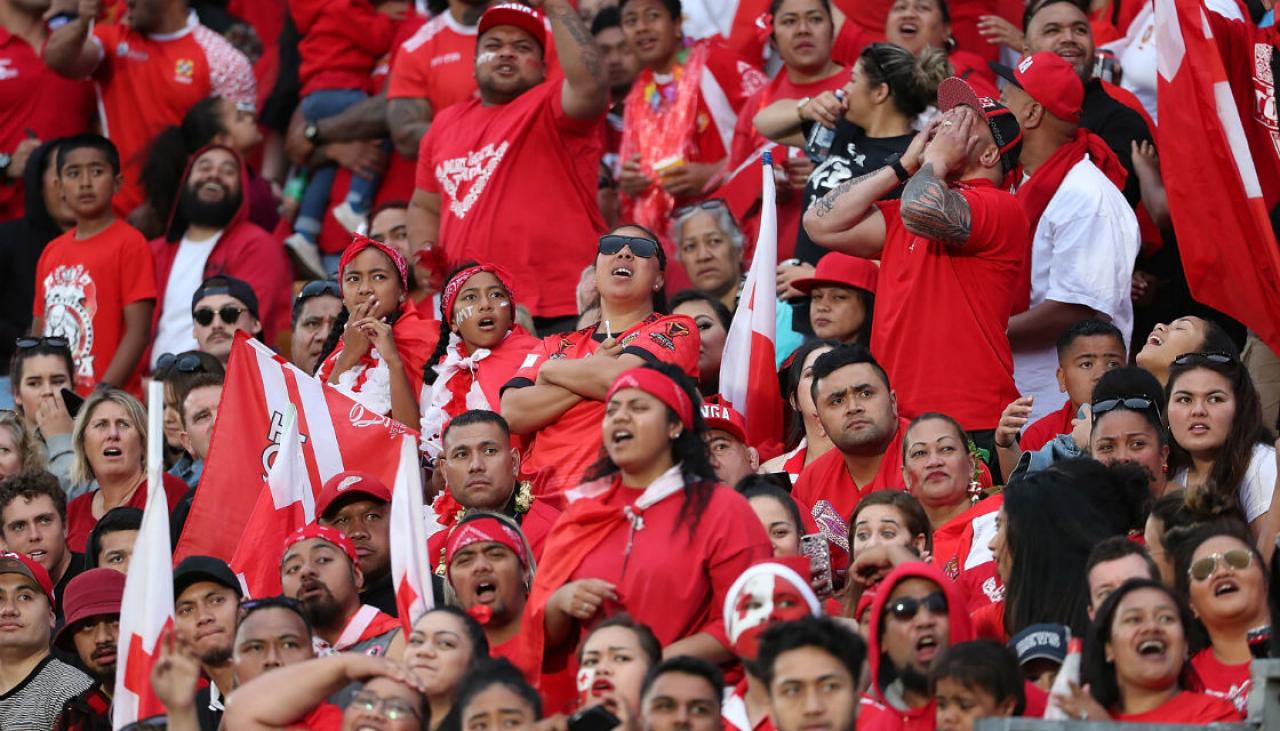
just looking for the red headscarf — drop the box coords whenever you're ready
[280,524,359,566]
[339,233,409,290]
[606,368,694,428]
[440,264,519,323]
[445,515,530,580]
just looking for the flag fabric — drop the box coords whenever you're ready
[228,405,312,597]
[1156,0,1280,354]
[113,383,174,728]
[390,434,437,635]
[718,152,784,451]
[176,333,415,563]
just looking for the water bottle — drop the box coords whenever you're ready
[283,168,308,204]
[1042,637,1083,720]
[805,89,846,163]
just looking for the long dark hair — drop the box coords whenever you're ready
[141,96,226,228]
[778,339,841,452]
[1003,460,1150,639]
[1171,518,1265,653]
[314,247,407,373]
[1165,353,1274,522]
[1083,578,1198,710]
[582,362,716,538]
[858,43,950,118]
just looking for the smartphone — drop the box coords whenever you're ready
[61,388,84,419]
[800,533,834,598]
[568,705,621,731]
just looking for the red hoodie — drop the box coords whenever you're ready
[291,0,397,97]
[150,145,292,345]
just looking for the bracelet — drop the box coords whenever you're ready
[796,96,811,122]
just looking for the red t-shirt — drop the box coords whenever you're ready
[1113,691,1242,723]
[416,81,605,318]
[90,14,256,215]
[1019,399,1074,451]
[970,599,1006,642]
[0,29,94,222]
[932,494,1004,612]
[34,219,157,394]
[387,11,479,110]
[872,182,1026,430]
[791,417,909,523]
[66,472,187,552]
[1190,648,1252,715]
[504,315,700,501]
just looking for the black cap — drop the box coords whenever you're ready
[174,555,243,600]
[937,77,1024,174]
[192,275,259,320]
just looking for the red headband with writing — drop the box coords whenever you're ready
[280,524,359,566]
[445,516,528,578]
[606,368,694,428]
[440,264,517,322]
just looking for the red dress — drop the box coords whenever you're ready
[66,473,187,552]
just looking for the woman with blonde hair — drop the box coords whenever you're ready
[0,411,46,482]
[64,388,186,551]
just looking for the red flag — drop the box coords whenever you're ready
[1157,0,1280,354]
[719,153,784,452]
[176,334,415,563]
[114,383,173,727]
[390,434,440,635]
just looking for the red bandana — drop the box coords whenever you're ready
[440,264,518,322]
[606,368,693,428]
[445,516,528,578]
[281,524,359,566]
[339,233,409,289]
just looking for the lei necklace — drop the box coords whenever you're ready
[642,47,690,113]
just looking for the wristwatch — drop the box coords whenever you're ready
[303,122,322,145]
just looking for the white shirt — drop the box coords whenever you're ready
[1173,443,1278,523]
[1013,157,1140,422]
[151,232,221,367]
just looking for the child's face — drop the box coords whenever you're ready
[934,677,1015,731]
[1056,334,1126,408]
[57,147,119,219]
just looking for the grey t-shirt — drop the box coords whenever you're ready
[0,655,93,731]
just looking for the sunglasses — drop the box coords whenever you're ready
[598,234,661,260]
[1188,549,1253,582]
[1092,396,1161,422]
[193,305,246,327]
[155,352,207,374]
[1172,352,1234,367]
[672,198,728,220]
[887,591,948,621]
[297,279,340,301]
[15,336,69,350]
[349,691,422,721]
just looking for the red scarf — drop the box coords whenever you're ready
[1013,130,1127,312]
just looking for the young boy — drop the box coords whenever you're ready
[930,640,1025,731]
[997,319,1127,458]
[32,135,155,396]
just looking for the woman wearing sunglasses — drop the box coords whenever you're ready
[317,234,439,430]
[500,226,699,504]
[1059,578,1240,722]
[1165,351,1277,544]
[1173,521,1270,716]
[1088,367,1171,498]
[419,263,540,461]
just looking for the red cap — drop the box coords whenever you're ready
[991,52,1084,122]
[55,568,125,649]
[701,400,748,444]
[280,524,360,566]
[478,3,547,49]
[791,253,878,295]
[316,471,392,519]
[0,551,54,603]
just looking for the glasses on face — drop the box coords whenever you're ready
[671,198,728,220]
[1092,396,1161,422]
[598,234,661,259]
[887,591,948,621]
[15,336,69,350]
[1188,549,1253,582]
[349,691,422,721]
[1172,352,1234,367]
[297,279,341,301]
[193,305,246,327]
[155,352,207,374]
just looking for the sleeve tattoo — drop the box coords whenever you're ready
[899,162,972,245]
[810,168,882,218]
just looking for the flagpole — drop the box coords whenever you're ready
[147,380,163,506]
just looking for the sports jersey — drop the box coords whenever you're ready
[387,10,479,111]
[1190,647,1252,714]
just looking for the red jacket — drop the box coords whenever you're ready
[290,0,396,96]
[150,145,292,345]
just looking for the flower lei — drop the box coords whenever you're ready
[431,481,535,576]
[333,347,393,415]
[967,439,990,503]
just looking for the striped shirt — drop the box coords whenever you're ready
[0,655,93,731]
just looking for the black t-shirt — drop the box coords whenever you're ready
[794,120,916,265]
[1080,77,1153,207]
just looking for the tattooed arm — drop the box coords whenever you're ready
[544,0,609,119]
[899,163,973,246]
[387,97,435,159]
[801,166,897,257]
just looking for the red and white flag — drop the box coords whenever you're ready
[114,383,174,728]
[390,434,438,634]
[229,405,313,598]
[718,152,784,451]
[176,334,414,563]
[1157,0,1280,354]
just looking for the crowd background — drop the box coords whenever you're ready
[1,0,1280,729]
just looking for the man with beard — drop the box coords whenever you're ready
[190,275,263,366]
[445,512,535,657]
[279,525,404,658]
[316,471,398,616]
[429,410,561,574]
[149,145,290,362]
[53,568,125,730]
[791,345,908,535]
[173,555,243,731]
